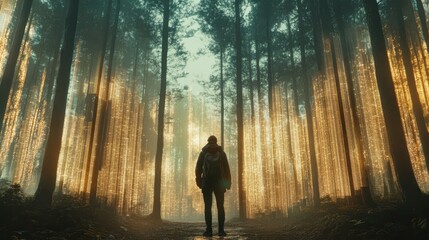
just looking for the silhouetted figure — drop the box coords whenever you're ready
[195,135,231,237]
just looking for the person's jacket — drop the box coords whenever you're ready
[195,143,231,191]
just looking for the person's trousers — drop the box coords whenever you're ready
[202,187,225,232]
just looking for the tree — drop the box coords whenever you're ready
[234,0,246,220]
[90,0,121,204]
[151,0,170,221]
[333,0,374,206]
[392,0,429,171]
[415,0,429,57]
[0,0,33,131]
[362,0,429,214]
[34,0,80,207]
[297,0,320,207]
[319,0,356,203]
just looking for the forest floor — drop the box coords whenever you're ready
[0,185,428,239]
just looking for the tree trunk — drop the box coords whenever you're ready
[329,36,356,202]
[333,0,374,206]
[363,0,429,214]
[287,14,300,199]
[34,0,79,207]
[151,0,170,221]
[235,0,246,220]
[0,0,33,130]
[310,0,325,73]
[415,0,429,56]
[393,0,429,171]
[83,0,113,200]
[90,0,120,205]
[298,0,320,207]
[220,46,225,148]
[255,25,270,210]
[319,0,357,203]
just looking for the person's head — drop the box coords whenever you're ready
[207,135,217,144]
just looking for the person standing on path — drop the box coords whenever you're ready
[195,135,231,237]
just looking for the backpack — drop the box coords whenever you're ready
[202,151,221,181]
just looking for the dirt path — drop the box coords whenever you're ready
[124,221,248,240]
[2,201,428,239]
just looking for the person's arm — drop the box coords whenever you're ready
[195,152,204,188]
[223,152,231,189]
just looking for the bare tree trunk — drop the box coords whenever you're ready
[415,0,429,56]
[329,36,356,202]
[287,14,300,198]
[152,0,170,221]
[333,0,374,206]
[310,0,325,73]
[0,0,33,130]
[83,0,113,200]
[220,45,225,148]
[298,0,320,207]
[90,0,120,205]
[34,0,79,207]
[235,0,246,220]
[319,0,356,203]
[393,0,429,170]
[255,26,270,209]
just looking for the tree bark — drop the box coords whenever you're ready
[286,13,300,199]
[151,0,170,221]
[333,0,374,206]
[34,0,79,207]
[0,0,33,130]
[415,0,429,56]
[90,0,120,205]
[393,0,429,171]
[298,0,320,207]
[83,0,113,201]
[235,0,246,220]
[310,0,325,73]
[220,45,225,148]
[329,36,356,202]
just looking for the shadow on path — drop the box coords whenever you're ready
[186,223,247,240]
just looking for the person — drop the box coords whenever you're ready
[195,135,231,237]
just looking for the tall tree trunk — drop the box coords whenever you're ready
[220,45,225,148]
[247,42,255,126]
[0,0,33,130]
[287,14,300,199]
[235,0,246,220]
[152,0,170,221]
[415,0,429,56]
[363,0,429,213]
[393,0,429,170]
[310,0,325,73]
[255,25,270,209]
[264,2,280,207]
[298,0,320,207]
[287,13,300,116]
[319,0,357,203]
[329,36,356,202]
[266,5,274,121]
[83,0,113,200]
[34,0,79,207]
[90,0,120,205]
[333,0,374,206]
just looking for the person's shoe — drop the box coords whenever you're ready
[203,230,213,237]
[218,230,227,237]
